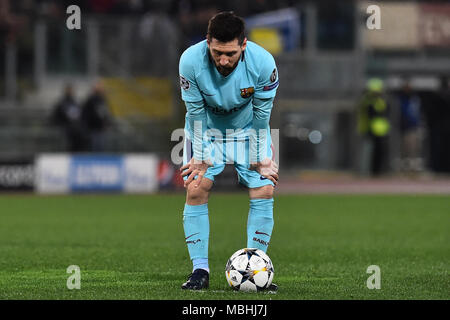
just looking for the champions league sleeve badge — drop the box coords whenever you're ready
[270,68,277,83]
[180,75,190,90]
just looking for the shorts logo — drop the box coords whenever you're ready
[240,87,255,98]
[270,68,277,82]
[180,75,190,90]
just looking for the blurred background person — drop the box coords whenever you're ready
[49,84,87,152]
[80,81,112,152]
[421,76,450,174]
[397,78,423,172]
[357,78,391,177]
[0,0,28,43]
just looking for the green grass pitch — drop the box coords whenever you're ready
[0,193,448,300]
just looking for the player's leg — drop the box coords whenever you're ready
[247,185,275,252]
[181,134,225,289]
[233,163,276,253]
[234,134,278,291]
[181,177,213,290]
[248,185,277,291]
[184,177,213,272]
[234,170,278,291]
[236,129,276,253]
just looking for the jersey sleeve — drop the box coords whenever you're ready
[254,51,279,99]
[249,96,274,163]
[185,101,210,162]
[179,50,203,103]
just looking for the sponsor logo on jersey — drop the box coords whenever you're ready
[207,104,245,115]
[240,87,255,98]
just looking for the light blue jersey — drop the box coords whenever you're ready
[179,40,278,135]
[179,39,279,188]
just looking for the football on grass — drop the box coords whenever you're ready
[225,248,274,291]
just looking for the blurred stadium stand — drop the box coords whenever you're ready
[1,0,450,192]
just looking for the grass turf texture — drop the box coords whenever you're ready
[0,194,448,300]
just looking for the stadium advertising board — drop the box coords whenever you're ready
[362,2,420,49]
[419,4,450,47]
[0,160,35,191]
[362,2,450,49]
[35,154,158,193]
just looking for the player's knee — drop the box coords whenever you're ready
[250,185,274,199]
[186,179,212,204]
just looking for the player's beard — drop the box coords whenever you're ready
[216,60,239,77]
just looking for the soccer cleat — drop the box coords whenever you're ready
[181,269,209,290]
[265,282,278,292]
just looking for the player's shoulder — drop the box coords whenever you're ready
[179,40,209,70]
[246,41,274,59]
[244,41,276,73]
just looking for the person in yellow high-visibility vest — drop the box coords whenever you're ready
[357,78,390,176]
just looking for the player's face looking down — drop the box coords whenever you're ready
[207,37,247,77]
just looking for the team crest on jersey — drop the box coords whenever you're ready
[180,75,190,90]
[240,86,255,98]
[270,68,277,82]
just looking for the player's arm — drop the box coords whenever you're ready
[249,97,278,185]
[249,52,279,184]
[180,100,212,188]
[178,51,211,187]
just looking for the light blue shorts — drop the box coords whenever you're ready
[182,128,275,189]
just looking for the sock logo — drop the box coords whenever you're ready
[255,230,271,237]
[185,232,201,244]
[185,232,200,240]
[253,237,269,246]
[186,239,201,244]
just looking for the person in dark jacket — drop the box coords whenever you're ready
[81,81,111,152]
[50,84,87,152]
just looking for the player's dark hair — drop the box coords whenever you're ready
[207,11,246,45]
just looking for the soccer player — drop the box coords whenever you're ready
[179,12,279,290]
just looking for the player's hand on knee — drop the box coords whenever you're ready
[250,158,279,186]
[180,158,211,188]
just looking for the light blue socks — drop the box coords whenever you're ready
[183,198,274,273]
[247,198,274,252]
[183,203,210,273]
